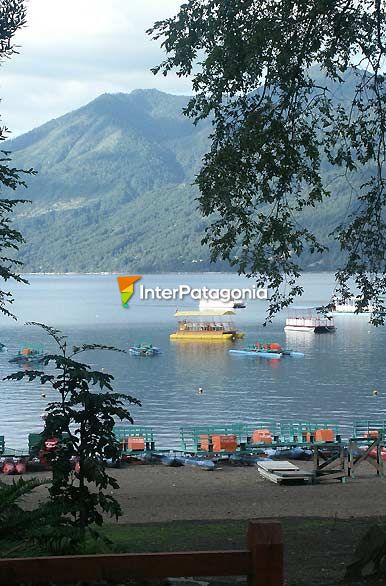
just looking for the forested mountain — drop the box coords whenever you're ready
[4,79,362,272]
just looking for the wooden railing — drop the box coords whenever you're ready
[0,521,283,586]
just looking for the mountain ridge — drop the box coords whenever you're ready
[3,82,361,272]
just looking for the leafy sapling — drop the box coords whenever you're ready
[6,322,141,552]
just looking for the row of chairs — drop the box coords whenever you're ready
[117,420,386,455]
[179,422,341,454]
[1,420,385,458]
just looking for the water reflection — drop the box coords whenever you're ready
[285,330,327,351]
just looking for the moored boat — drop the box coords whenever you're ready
[170,310,244,341]
[284,308,335,333]
[327,295,374,314]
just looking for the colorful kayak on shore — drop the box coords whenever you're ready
[138,452,181,466]
[174,455,216,470]
[138,452,215,470]
[264,447,313,460]
[1,458,27,474]
[366,447,386,461]
[228,453,272,466]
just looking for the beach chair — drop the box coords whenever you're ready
[114,425,155,452]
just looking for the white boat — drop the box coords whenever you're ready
[284,308,336,333]
[328,296,373,314]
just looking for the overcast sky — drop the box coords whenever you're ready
[0,0,189,137]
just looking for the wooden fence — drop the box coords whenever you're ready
[0,520,283,586]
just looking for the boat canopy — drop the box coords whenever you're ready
[174,310,235,317]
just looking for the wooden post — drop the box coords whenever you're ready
[247,520,283,586]
[347,440,353,477]
[313,444,318,472]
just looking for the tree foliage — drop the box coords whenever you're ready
[149,0,386,323]
[0,0,34,318]
[0,476,46,555]
[6,323,141,553]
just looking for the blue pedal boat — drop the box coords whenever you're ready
[229,348,282,359]
[129,344,161,356]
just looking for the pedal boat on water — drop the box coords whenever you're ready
[9,344,44,365]
[255,342,304,357]
[284,307,336,333]
[229,342,304,358]
[229,347,282,359]
[128,344,160,356]
[170,310,245,341]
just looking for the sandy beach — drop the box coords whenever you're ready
[15,460,386,523]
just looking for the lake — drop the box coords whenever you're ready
[0,272,384,450]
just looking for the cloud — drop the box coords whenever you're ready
[0,0,190,136]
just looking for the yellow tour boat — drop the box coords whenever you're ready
[170,310,245,341]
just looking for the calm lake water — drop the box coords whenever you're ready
[0,272,385,450]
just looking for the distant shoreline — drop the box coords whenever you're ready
[20,270,335,277]
[21,271,233,277]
